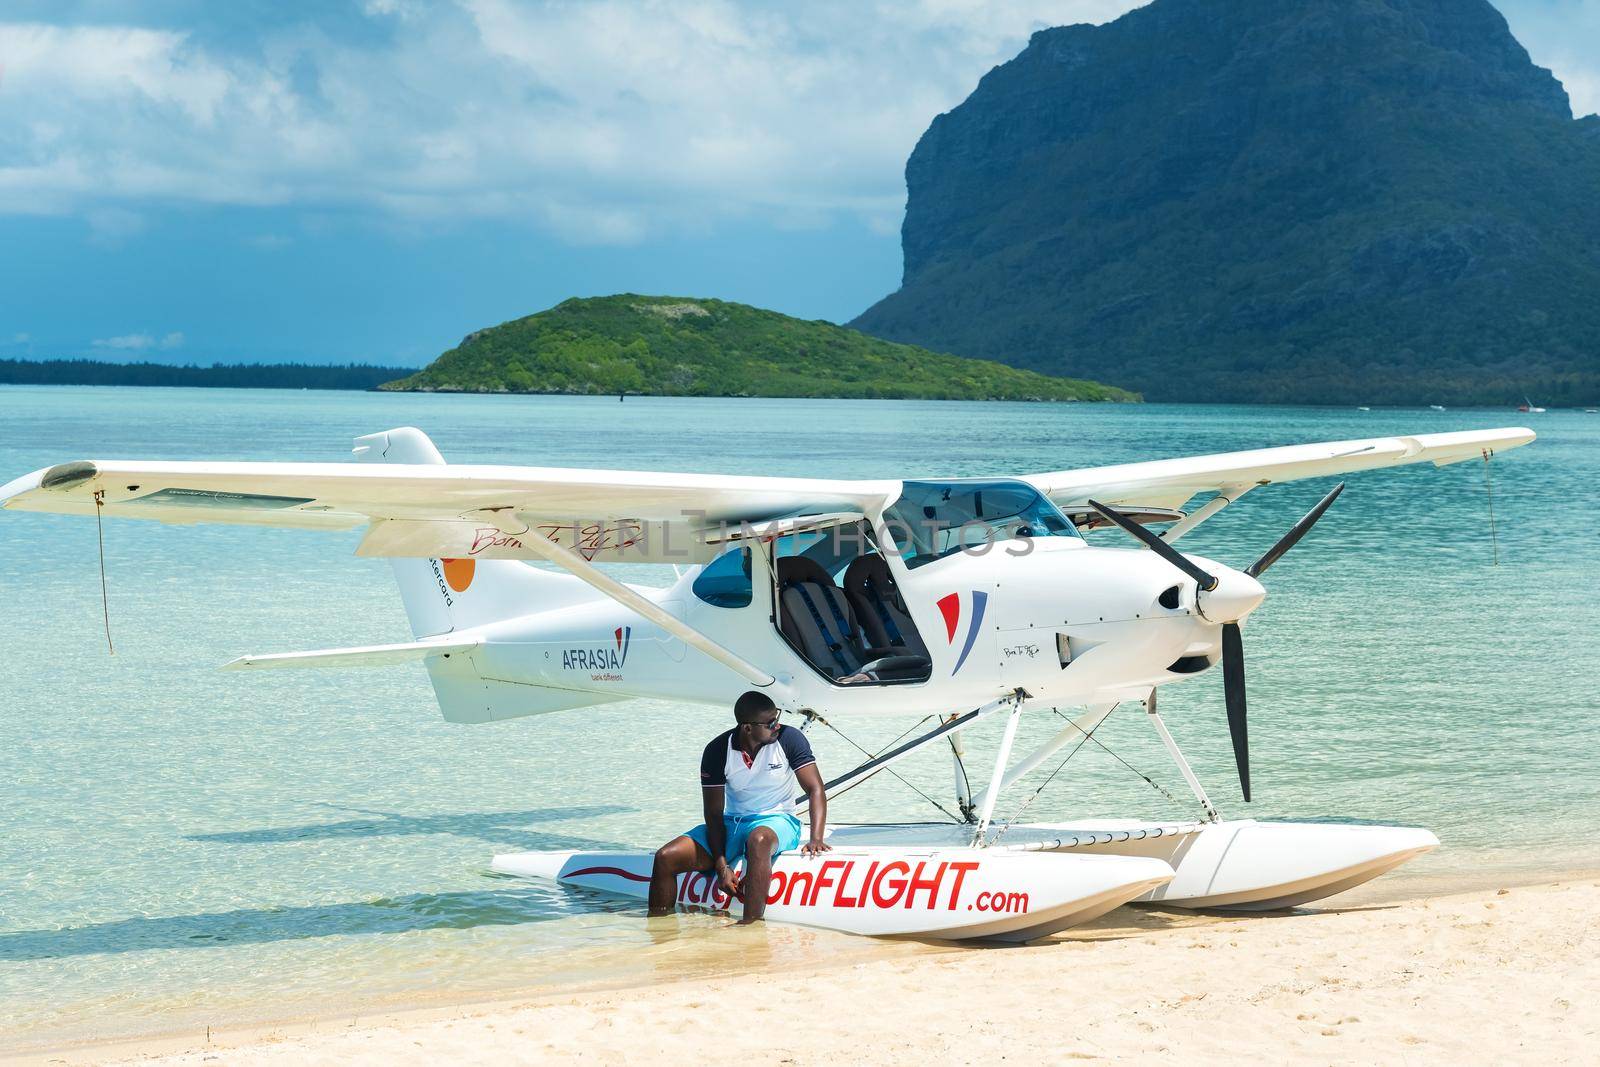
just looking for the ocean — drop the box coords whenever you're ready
[2,386,1595,1050]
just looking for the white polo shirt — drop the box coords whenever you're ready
[699,725,817,817]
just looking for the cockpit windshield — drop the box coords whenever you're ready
[882,479,1080,568]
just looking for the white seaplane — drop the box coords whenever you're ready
[1,424,1534,942]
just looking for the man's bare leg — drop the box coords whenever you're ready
[649,836,710,915]
[735,826,778,924]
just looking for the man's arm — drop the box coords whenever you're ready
[699,734,737,893]
[703,785,743,898]
[795,763,830,856]
[702,785,728,871]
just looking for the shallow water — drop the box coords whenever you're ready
[1,387,1595,1050]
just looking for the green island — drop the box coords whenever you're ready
[379,295,1137,402]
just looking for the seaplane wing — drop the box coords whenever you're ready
[1023,427,1534,534]
[2,427,1534,558]
[0,453,897,563]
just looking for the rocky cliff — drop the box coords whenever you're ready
[852,0,1600,404]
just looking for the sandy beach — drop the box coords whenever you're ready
[18,878,1595,1066]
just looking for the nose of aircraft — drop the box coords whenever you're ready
[1197,566,1266,623]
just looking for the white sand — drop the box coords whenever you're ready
[24,880,1600,1065]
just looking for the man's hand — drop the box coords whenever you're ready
[716,863,742,900]
[794,764,829,860]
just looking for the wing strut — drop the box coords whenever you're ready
[1159,485,1255,543]
[486,509,775,687]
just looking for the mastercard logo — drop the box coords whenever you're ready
[441,557,475,592]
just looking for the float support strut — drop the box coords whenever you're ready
[950,716,973,822]
[1146,695,1221,823]
[973,698,1025,845]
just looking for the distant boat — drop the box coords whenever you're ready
[1517,396,1546,413]
[1357,406,1371,411]
[1429,404,1446,411]
[1585,408,1598,414]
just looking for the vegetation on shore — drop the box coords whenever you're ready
[0,360,415,390]
[379,295,1138,402]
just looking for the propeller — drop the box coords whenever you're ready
[1246,482,1345,579]
[1091,483,1347,803]
[1221,619,1250,800]
[1086,500,1217,590]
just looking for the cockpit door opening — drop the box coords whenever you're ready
[769,523,931,686]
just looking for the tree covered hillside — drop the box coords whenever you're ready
[382,295,1137,401]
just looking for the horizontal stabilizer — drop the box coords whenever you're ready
[223,635,480,671]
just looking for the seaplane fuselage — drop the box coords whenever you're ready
[457,533,1263,718]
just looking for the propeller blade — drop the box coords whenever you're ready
[1221,621,1250,802]
[1087,499,1218,591]
[1246,482,1346,579]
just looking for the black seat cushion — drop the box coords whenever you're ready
[843,553,929,659]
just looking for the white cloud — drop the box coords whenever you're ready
[362,0,423,18]
[92,333,156,350]
[0,24,230,123]
[0,3,1142,242]
[90,330,182,350]
[1552,62,1600,117]
[1500,2,1600,119]
[85,206,147,246]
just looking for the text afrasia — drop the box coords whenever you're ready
[562,647,623,670]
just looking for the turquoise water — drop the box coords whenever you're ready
[2,387,1596,1049]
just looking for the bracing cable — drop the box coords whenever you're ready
[1050,707,1182,809]
[988,711,1111,844]
[801,710,961,822]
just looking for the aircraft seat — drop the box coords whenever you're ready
[777,556,928,684]
[843,553,929,660]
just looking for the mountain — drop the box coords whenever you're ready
[380,295,1137,401]
[852,0,1600,405]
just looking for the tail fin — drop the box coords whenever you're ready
[352,427,617,724]
[352,427,593,637]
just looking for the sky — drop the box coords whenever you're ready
[1,0,1597,367]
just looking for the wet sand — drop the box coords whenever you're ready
[17,877,1598,1066]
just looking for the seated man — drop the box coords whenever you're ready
[649,691,829,923]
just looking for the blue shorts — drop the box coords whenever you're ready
[686,812,803,866]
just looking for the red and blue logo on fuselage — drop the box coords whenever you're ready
[937,591,988,675]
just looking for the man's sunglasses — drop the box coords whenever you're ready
[746,713,782,730]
